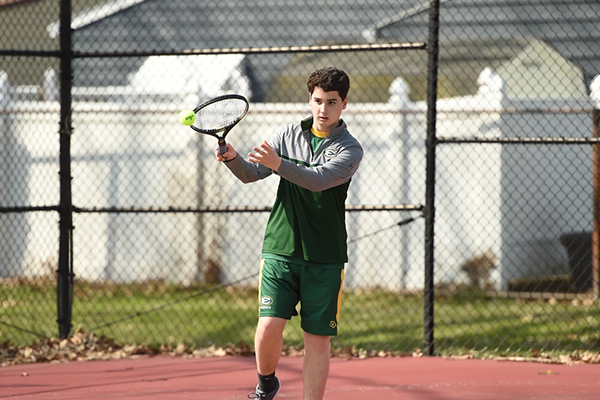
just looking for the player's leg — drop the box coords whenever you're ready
[255,316,286,375]
[302,331,331,400]
[249,258,300,399]
[256,258,298,375]
[298,267,345,400]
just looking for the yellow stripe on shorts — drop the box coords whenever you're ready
[258,258,265,317]
[336,269,345,323]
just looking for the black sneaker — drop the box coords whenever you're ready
[247,376,280,399]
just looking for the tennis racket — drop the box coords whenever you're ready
[189,94,249,155]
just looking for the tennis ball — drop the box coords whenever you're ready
[178,109,196,126]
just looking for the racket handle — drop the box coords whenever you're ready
[218,139,227,155]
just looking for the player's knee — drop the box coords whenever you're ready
[303,331,331,346]
[256,317,286,338]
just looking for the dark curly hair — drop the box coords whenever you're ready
[306,67,350,100]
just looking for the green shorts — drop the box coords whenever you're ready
[258,257,345,336]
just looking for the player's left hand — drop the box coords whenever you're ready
[249,141,281,172]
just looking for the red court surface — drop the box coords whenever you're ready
[1,355,599,399]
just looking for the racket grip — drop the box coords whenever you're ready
[218,139,227,155]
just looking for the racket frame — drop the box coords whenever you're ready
[190,94,249,155]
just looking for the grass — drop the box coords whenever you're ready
[1,278,600,360]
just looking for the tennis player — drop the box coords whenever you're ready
[215,67,363,400]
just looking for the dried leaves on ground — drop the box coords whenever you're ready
[1,328,599,367]
[0,327,254,367]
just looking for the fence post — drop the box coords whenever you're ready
[389,77,413,290]
[0,71,8,100]
[591,75,600,299]
[44,68,59,102]
[57,0,74,339]
[424,0,440,356]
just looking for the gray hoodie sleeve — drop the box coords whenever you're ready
[223,152,273,183]
[224,123,363,191]
[277,141,363,192]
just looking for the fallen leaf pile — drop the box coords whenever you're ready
[493,351,600,365]
[448,350,600,365]
[2,327,599,367]
[0,327,254,367]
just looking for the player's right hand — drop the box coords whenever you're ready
[215,143,237,162]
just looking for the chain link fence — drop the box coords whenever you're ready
[1,0,599,360]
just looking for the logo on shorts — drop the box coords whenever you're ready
[260,296,273,309]
[329,321,337,329]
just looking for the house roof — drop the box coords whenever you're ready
[47,0,146,39]
[70,0,600,101]
[66,0,425,99]
[0,0,32,7]
[0,0,111,85]
[269,37,538,102]
[69,0,425,52]
[375,0,600,90]
[4,0,599,102]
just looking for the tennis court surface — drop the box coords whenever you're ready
[1,355,599,399]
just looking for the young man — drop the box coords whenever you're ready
[215,67,363,400]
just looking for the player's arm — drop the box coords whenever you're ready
[215,143,272,183]
[276,142,363,192]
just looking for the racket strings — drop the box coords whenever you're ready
[193,99,247,131]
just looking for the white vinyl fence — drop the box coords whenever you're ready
[1,69,598,291]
